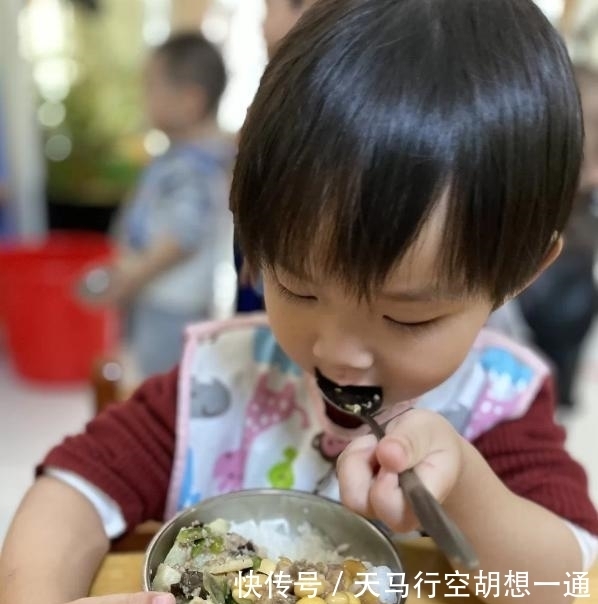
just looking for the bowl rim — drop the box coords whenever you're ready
[142,488,403,591]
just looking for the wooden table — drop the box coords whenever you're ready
[91,540,598,603]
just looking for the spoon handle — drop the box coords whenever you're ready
[398,468,479,569]
[361,414,479,569]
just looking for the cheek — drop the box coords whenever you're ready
[264,290,315,370]
[380,309,491,400]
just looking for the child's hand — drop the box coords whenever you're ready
[70,593,174,604]
[336,409,465,533]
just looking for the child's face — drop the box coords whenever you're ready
[262,211,494,406]
[144,56,204,134]
[262,0,305,59]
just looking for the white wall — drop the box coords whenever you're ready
[0,0,47,238]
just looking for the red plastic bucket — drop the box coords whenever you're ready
[0,231,120,383]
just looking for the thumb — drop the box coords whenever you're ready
[377,410,463,505]
[75,592,175,604]
[377,408,453,473]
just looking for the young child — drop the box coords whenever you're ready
[2,2,597,604]
[107,32,234,377]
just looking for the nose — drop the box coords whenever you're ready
[313,324,374,384]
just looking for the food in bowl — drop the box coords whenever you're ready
[152,518,398,604]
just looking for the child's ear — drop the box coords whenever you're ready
[515,232,564,296]
[496,234,563,310]
[539,232,564,273]
[538,232,565,275]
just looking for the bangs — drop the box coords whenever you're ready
[235,140,452,299]
[231,0,582,303]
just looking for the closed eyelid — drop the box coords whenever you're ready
[383,315,439,331]
[273,269,316,291]
[384,315,435,324]
[275,279,318,301]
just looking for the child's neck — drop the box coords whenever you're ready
[166,116,223,145]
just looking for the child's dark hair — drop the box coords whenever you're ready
[231,0,583,304]
[155,32,226,115]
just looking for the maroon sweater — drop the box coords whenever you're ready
[40,368,598,536]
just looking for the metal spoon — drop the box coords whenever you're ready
[315,369,479,569]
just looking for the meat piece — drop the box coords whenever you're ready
[176,570,207,599]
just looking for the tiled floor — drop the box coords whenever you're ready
[0,325,597,545]
[0,350,94,543]
[561,321,598,508]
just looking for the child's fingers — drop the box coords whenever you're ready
[336,434,378,516]
[376,437,455,500]
[369,410,462,530]
[368,452,460,532]
[376,409,463,478]
[338,409,463,532]
[368,467,419,532]
[338,443,421,532]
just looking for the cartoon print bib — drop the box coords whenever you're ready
[164,315,549,520]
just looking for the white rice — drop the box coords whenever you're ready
[374,565,399,604]
[229,518,347,563]
[228,519,398,604]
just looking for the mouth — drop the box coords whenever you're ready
[315,369,384,429]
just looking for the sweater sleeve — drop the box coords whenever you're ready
[473,376,598,535]
[37,367,178,532]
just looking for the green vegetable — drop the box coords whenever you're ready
[225,593,236,604]
[252,556,262,570]
[210,536,224,554]
[204,573,229,604]
[176,527,205,545]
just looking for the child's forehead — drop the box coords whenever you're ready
[279,199,472,302]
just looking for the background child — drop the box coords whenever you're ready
[105,32,234,377]
[262,0,317,59]
[1,2,597,604]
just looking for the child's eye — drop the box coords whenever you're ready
[276,281,318,302]
[383,315,437,332]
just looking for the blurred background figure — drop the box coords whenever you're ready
[99,32,234,377]
[235,0,316,312]
[262,0,316,59]
[515,64,598,409]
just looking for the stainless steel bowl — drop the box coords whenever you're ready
[143,489,403,594]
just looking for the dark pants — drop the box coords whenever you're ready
[519,247,597,407]
[234,245,265,313]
